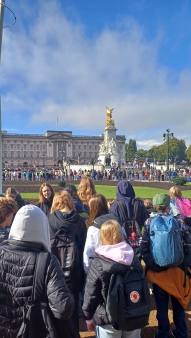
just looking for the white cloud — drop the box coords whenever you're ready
[2,0,191,149]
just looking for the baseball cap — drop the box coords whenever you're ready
[153,194,170,208]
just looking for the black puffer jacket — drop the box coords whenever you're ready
[82,253,143,326]
[0,240,74,338]
[0,226,9,244]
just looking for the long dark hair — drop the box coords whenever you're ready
[88,194,108,226]
[38,183,54,204]
[63,184,79,200]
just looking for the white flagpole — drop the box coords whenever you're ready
[0,0,6,194]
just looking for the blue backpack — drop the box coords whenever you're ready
[149,214,184,267]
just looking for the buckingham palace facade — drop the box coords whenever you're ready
[2,130,126,168]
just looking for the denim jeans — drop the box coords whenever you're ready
[96,325,141,338]
[153,284,187,338]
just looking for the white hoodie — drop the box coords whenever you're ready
[9,204,51,251]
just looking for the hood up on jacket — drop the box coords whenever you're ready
[9,204,51,251]
[116,180,135,200]
[48,209,81,234]
[109,181,135,220]
[95,241,134,266]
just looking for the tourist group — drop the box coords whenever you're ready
[0,178,191,338]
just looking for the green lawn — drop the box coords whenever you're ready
[21,185,191,200]
[93,186,191,199]
[21,193,39,199]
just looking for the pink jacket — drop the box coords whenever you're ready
[95,241,134,266]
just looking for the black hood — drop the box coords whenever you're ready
[93,213,120,229]
[48,209,81,234]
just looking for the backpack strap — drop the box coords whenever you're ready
[132,201,141,237]
[32,252,51,302]
[17,252,52,338]
[133,200,139,221]
[116,201,128,223]
[117,200,139,223]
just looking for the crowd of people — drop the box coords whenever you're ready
[0,178,191,338]
[2,166,191,182]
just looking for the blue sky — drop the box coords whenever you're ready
[1,0,191,149]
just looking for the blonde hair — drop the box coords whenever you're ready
[100,220,124,245]
[51,190,75,213]
[78,177,96,205]
[169,186,182,199]
[144,199,153,209]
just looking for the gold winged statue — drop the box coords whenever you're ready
[106,106,115,127]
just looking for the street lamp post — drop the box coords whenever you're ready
[0,1,6,193]
[91,159,95,170]
[163,129,174,172]
[42,154,45,168]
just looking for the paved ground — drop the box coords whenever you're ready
[79,293,191,337]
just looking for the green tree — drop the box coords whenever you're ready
[146,138,186,163]
[147,146,164,162]
[163,138,186,163]
[134,138,187,163]
[134,149,148,160]
[126,139,137,160]
[186,144,191,162]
